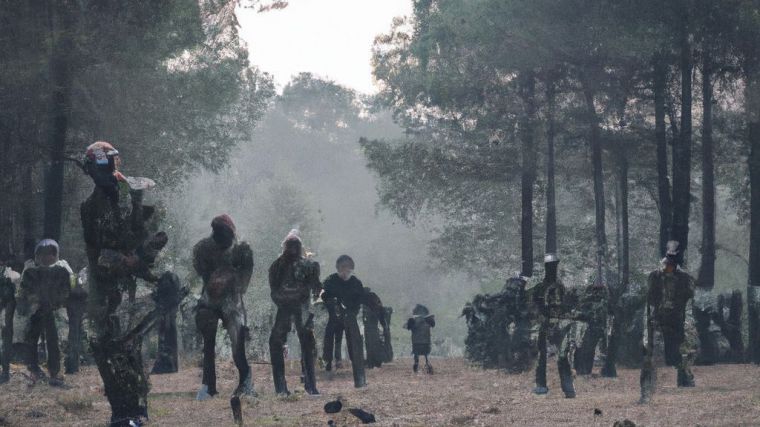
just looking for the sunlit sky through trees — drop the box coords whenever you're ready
[237,0,411,94]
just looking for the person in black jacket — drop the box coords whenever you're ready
[406,304,435,374]
[321,255,367,388]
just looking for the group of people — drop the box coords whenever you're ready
[482,243,697,403]
[0,141,438,426]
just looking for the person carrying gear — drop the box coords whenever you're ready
[268,229,321,396]
[573,277,609,375]
[640,240,697,404]
[81,141,186,426]
[405,304,435,374]
[193,214,255,400]
[321,255,368,387]
[531,253,581,398]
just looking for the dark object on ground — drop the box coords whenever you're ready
[613,419,636,427]
[348,408,376,424]
[230,396,242,426]
[594,408,602,416]
[26,410,45,418]
[324,400,342,414]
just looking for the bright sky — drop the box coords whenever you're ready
[237,0,412,94]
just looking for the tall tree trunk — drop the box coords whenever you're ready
[654,55,672,258]
[519,71,537,277]
[617,150,629,287]
[582,81,607,284]
[21,162,37,260]
[747,61,760,364]
[42,0,74,242]
[671,15,693,266]
[698,58,716,290]
[545,78,557,255]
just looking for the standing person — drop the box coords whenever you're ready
[268,230,322,396]
[405,304,435,374]
[193,214,255,400]
[640,240,697,404]
[0,255,19,384]
[362,287,390,369]
[321,255,367,388]
[321,285,345,371]
[81,141,185,426]
[573,279,609,375]
[17,239,72,386]
[532,254,580,398]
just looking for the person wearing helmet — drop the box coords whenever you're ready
[640,240,697,403]
[531,253,580,398]
[193,214,255,400]
[81,141,184,426]
[405,304,435,374]
[268,229,321,396]
[17,239,72,386]
[321,255,368,388]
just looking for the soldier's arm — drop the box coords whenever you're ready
[232,242,254,294]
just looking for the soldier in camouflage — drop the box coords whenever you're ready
[574,279,609,375]
[640,240,697,404]
[268,229,322,395]
[81,141,185,426]
[0,255,19,384]
[193,214,255,400]
[532,253,582,398]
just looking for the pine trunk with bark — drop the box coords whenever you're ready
[519,71,537,277]
[671,16,693,267]
[582,80,608,284]
[747,63,760,364]
[545,78,558,255]
[698,57,716,290]
[654,55,672,258]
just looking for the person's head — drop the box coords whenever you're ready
[412,304,429,316]
[34,239,59,267]
[83,141,123,202]
[662,240,679,272]
[544,253,560,281]
[282,229,303,259]
[336,255,354,280]
[211,214,236,249]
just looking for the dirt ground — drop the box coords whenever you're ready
[0,357,759,426]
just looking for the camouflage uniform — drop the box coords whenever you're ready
[640,257,697,403]
[268,244,321,395]
[193,221,254,399]
[532,255,579,398]
[81,142,184,425]
[0,266,18,383]
[574,282,608,375]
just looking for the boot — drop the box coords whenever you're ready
[354,369,367,388]
[272,364,290,396]
[677,368,695,387]
[413,363,419,373]
[559,359,576,398]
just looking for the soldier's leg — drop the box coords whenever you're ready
[413,353,419,372]
[342,313,366,388]
[43,312,61,380]
[294,307,319,394]
[533,324,548,394]
[335,321,344,366]
[65,302,84,374]
[26,311,44,379]
[424,353,433,374]
[224,310,253,397]
[0,301,13,382]
[601,312,619,377]
[676,322,696,387]
[575,325,603,375]
[557,323,577,398]
[269,307,291,395]
[323,316,338,370]
[196,307,220,398]
[639,321,657,404]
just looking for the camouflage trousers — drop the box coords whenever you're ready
[536,319,587,393]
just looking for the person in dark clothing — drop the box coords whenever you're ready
[81,141,186,426]
[362,287,390,369]
[193,214,255,400]
[0,256,19,384]
[321,255,367,388]
[17,239,72,386]
[406,304,435,374]
[268,229,322,396]
[640,240,697,404]
[322,287,345,371]
[574,279,609,375]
